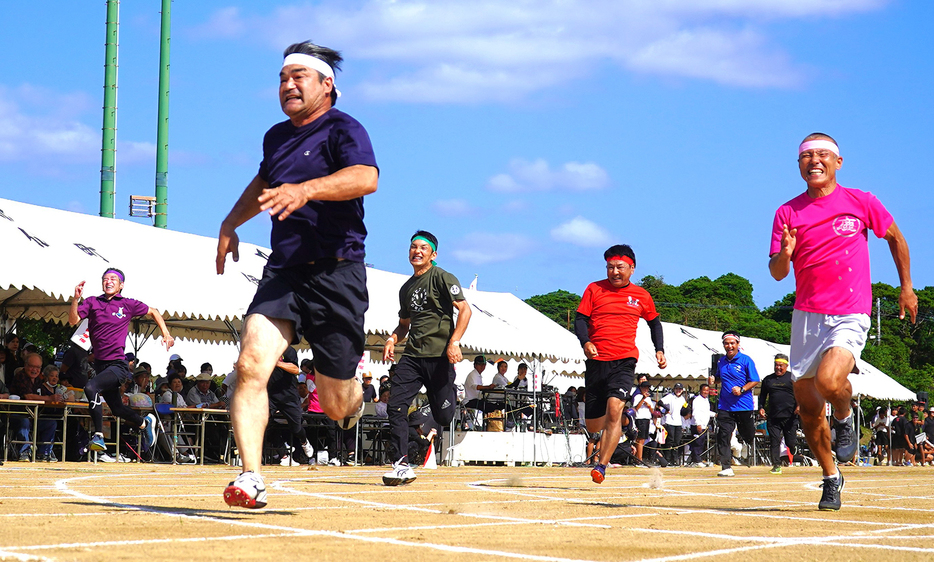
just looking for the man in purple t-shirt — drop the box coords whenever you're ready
[69,268,174,456]
[216,41,378,509]
[769,132,917,511]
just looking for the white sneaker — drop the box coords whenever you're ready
[328,457,342,466]
[98,453,117,463]
[382,460,417,486]
[717,467,735,477]
[280,455,300,467]
[224,471,268,509]
[302,440,314,459]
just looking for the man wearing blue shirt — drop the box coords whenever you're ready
[714,331,759,477]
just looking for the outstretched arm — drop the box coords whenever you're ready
[382,319,411,362]
[447,300,472,364]
[148,308,175,350]
[884,221,918,323]
[216,174,268,274]
[257,165,378,221]
[68,281,86,325]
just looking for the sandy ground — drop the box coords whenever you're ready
[1,462,933,561]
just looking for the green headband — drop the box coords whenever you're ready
[412,236,437,266]
[412,236,436,252]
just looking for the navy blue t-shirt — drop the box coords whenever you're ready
[258,108,378,267]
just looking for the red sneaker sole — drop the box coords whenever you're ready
[591,469,605,484]
[224,485,265,509]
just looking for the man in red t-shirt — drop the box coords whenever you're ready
[576,244,666,483]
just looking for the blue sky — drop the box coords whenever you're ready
[2,0,931,309]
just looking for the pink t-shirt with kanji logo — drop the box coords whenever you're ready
[770,185,893,315]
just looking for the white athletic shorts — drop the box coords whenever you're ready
[790,310,870,382]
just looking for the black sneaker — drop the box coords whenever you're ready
[833,416,857,463]
[818,472,845,511]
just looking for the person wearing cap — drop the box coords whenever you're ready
[361,373,377,403]
[381,230,471,486]
[68,268,169,456]
[126,366,152,395]
[769,132,917,509]
[575,244,666,483]
[216,40,378,509]
[659,383,688,466]
[713,331,759,478]
[187,371,223,409]
[758,353,798,474]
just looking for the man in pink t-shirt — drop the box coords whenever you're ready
[769,132,917,511]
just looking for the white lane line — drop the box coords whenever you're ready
[12,534,299,551]
[47,474,606,562]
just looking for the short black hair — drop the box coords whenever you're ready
[283,41,343,107]
[5,333,20,344]
[411,230,439,251]
[200,362,213,372]
[167,373,183,385]
[603,244,636,267]
[473,355,486,365]
[517,363,528,371]
[801,131,839,149]
[300,359,314,370]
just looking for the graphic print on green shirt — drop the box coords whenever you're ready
[398,266,466,358]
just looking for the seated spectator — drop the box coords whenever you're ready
[361,373,377,402]
[506,363,529,390]
[159,374,189,407]
[462,356,501,416]
[378,375,390,397]
[491,360,509,388]
[10,353,61,461]
[0,347,9,387]
[4,333,22,373]
[126,366,152,395]
[375,388,390,417]
[297,375,311,411]
[186,371,224,408]
[41,365,74,401]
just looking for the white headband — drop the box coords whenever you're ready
[282,53,341,98]
[798,139,839,157]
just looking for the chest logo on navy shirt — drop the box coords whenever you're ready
[304,151,311,156]
[411,288,428,312]
[832,215,862,237]
[112,306,126,319]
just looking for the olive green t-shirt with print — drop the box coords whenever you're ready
[399,266,466,358]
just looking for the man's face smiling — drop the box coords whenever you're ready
[606,259,634,288]
[798,144,842,191]
[723,337,739,359]
[409,239,436,270]
[101,273,123,297]
[774,361,788,376]
[279,64,333,125]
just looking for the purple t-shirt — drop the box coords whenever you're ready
[258,108,378,268]
[77,294,149,361]
[770,185,893,316]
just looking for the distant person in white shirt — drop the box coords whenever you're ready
[659,383,687,466]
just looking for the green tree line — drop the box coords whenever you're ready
[525,273,933,394]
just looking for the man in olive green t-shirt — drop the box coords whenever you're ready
[381,231,472,485]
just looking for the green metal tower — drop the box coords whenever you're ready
[154,0,172,228]
[99,0,119,218]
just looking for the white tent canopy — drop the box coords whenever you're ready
[0,197,584,362]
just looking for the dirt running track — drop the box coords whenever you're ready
[1,463,932,561]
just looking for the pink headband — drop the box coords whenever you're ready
[798,139,839,157]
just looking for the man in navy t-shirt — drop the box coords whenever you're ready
[217,41,379,509]
[714,330,760,477]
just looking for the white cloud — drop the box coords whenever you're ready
[432,198,475,216]
[486,158,609,193]
[451,232,534,264]
[192,1,888,102]
[550,216,612,247]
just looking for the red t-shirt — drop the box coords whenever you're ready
[577,280,658,361]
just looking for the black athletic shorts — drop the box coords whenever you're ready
[635,418,651,440]
[584,357,637,419]
[246,260,367,380]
